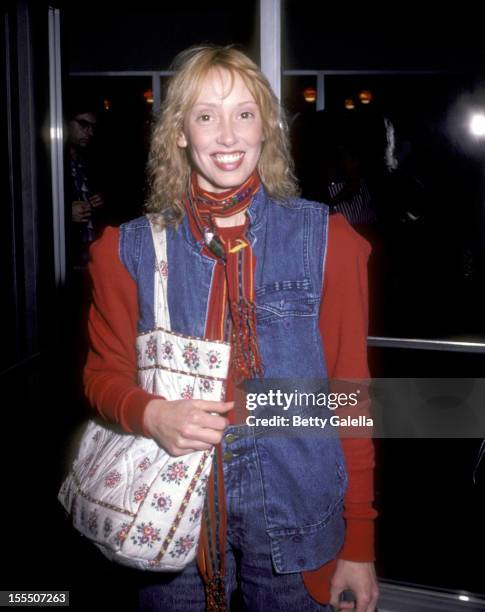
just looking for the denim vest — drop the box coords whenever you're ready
[119,187,348,573]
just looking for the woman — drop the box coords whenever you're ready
[84,45,378,611]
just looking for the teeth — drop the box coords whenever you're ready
[213,153,243,163]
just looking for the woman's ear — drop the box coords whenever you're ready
[177,132,188,148]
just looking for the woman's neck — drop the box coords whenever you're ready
[214,211,246,228]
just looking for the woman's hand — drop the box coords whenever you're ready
[329,559,379,612]
[143,398,233,456]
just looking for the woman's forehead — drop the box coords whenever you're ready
[191,68,256,105]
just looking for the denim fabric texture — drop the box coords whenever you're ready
[119,187,348,577]
[138,426,333,611]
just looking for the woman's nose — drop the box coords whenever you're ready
[216,117,237,146]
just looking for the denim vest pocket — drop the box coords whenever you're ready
[268,503,346,573]
[254,282,322,379]
[256,284,319,324]
[256,432,347,572]
[255,434,348,524]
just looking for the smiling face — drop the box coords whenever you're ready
[177,68,264,193]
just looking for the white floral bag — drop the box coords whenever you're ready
[58,215,230,571]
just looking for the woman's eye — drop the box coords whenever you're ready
[240,111,255,119]
[197,113,212,122]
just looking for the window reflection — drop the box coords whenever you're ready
[66,76,153,228]
[289,73,485,342]
[282,75,318,117]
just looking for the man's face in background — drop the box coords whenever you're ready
[67,112,97,150]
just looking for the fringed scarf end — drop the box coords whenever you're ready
[205,572,227,612]
[231,299,264,382]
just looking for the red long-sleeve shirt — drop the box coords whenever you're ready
[83,213,376,603]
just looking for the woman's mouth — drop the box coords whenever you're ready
[211,152,245,171]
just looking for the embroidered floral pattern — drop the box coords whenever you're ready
[159,260,168,278]
[133,484,149,503]
[105,470,122,488]
[151,492,172,513]
[138,457,151,472]
[87,510,98,536]
[169,535,195,558]
[131,522,162,548]
[181,385,194,400]
[115,523,130,546]
[220,382,227,401]
[198,378,215,394]
[103,517,113,538]
[182,342,200,370]
[195,474,209,497]
[206,350,222,370]
[161,461,189,485]
[161,340,174,361]
[145,335,157,362]
[189,507,202,523]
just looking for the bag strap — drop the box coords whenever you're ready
[147,214,171,330]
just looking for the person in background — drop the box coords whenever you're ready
[64,95,111,410]
[65,96,106,270]
[326,140,378,240]
[292,110,378,240]
[83,46,378,611]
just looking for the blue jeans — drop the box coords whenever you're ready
[139,426,332,611]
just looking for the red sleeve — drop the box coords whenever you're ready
[321,213,377,560]
[83,226,157,435]
[303,214,376,603]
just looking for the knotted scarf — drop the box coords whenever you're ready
[184,171,264,610]
[184,170,264,382]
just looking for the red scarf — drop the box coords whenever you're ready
[184,171,263,610]
[184,171,264,381]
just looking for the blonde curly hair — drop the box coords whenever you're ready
[145,45,299,224]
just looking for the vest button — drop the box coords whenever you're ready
[297,557,306,567]
[225,433,238,443]
[223,451,234,462]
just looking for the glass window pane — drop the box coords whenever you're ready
[284,2,485,598]
[283,2,483,73]
[66,2,259,72]
[282,75,318,117]
[291,73,485,342]
[65,75,152,226]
